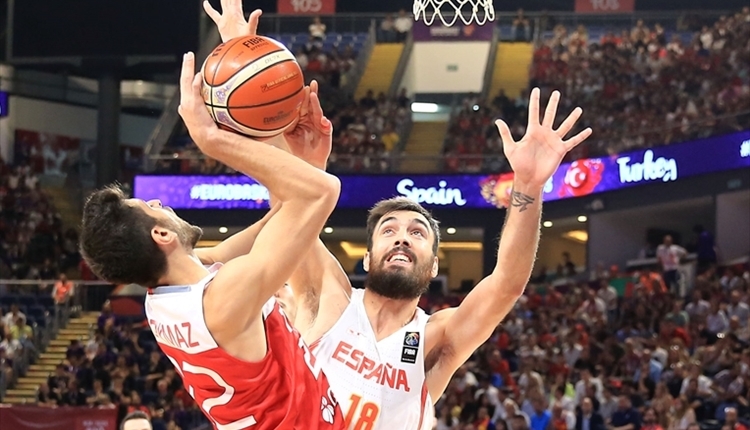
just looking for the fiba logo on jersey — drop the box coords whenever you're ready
[404,332,420,347]
[401,332,420,364]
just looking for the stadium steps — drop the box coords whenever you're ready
[2,312,98,405]
[355,43,404,100]
[398,121,449,173]
[487,42,534,101]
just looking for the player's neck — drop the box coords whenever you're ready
[159,253,210,287]
[362,289,418,341]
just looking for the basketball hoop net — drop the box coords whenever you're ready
[413,0,495,27]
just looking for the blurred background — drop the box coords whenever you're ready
[0,1,748,429]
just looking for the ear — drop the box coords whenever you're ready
[363,251,371,272]
[151,225,177,247]
[431,255,439,278]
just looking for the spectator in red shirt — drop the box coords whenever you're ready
[724,407,748,430]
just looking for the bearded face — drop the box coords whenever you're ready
[162,215,202,250]
[364,210,438,300]
[365,245,435,300]
[179,221,203,249]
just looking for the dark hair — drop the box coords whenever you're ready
[80,185,167,286]
[366,197,440,254]
[120,411,151,430]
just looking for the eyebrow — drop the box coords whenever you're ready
[379,216,431,234]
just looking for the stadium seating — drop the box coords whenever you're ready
[443,9,750,173]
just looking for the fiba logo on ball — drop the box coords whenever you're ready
[241,37,265,49]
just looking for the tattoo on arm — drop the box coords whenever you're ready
[510,191,536,212]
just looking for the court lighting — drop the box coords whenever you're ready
[577,215,588,223]
[543,221,553,228]
[323,227,334,234]
[411,102,439,113]
[446,227,457,235]
[219,227,228,234]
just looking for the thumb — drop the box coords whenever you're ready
[495,120,514,146]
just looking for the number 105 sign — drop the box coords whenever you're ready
[278,0,336,14]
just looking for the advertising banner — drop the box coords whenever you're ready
[575,0,635,14]
[134,131,750,210]
[0,91,8,117]
[277,0,336,15]
[412,21,494,42]
[0,406,117,430]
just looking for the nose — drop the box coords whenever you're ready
[147,199,162,208]
[392,229,412,248]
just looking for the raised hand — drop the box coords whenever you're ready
[203,0,261,43]
[177,52,220,156]
[284,80,333,170]
[495,88,592,188]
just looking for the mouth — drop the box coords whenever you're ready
[384,250,414,266]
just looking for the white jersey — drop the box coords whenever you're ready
[310,289,434,430]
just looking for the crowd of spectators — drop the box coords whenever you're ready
[292,39,358,91]
[326,88,411,173]
[426,250,750,430]
[378,9,414,43]
[157,87,411,175]
[0,156,84,402]
[443,8,750,172]
[0,158,79,282]
[33,301,207,430]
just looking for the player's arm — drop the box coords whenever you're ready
[275,80,352,320]
[426,89,592,396]
[193,203,280,265]
[177,53,340,331]
[203,0,350,313]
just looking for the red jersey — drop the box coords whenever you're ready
[144,267,344,430]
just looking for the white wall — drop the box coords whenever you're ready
[400,42,491,95]
[0,96,158,161]
[716,190,750,262]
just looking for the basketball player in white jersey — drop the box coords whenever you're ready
[204,2,593,429]
[79,50,345,429]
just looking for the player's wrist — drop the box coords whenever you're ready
[199,127,223,159]
[511,180,544,197]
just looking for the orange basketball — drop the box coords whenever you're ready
[201,35,305,138]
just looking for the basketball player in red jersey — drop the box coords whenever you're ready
[205,2,592,429]
[79,52,345,430]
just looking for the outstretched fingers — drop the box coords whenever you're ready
[192,72,203,96]
[555,107,583,138]
[248,9,262,35]
[527,87,541,129]
[179,52,196,105]
[495,119,515,146]
[299,86,312,118]
[542,90,560,129]
[310,92,332,135]
[563,127,593,151]
[202,1,221,24]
